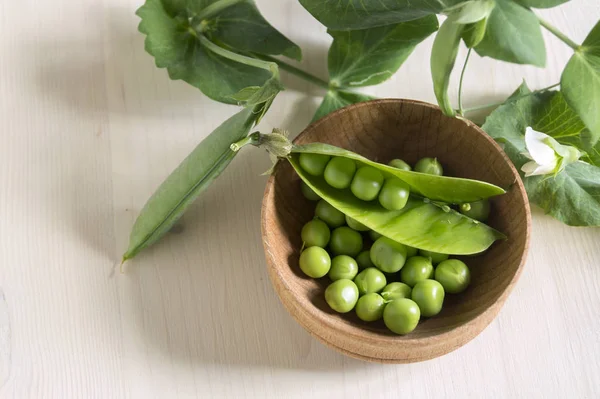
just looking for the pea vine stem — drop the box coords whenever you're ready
[462,82,560,114]
[537,16,580,51]
[253,53,331,89]
[195,0,245,20]
[198,35,276,72]
[457,48,472,117]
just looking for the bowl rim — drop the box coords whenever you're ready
[261,98,531,362]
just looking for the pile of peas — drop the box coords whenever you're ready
[297,153,485,335]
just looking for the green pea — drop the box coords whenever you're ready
[400,256,434,287]
[330,226,363,257]
[388,159,411,171]
[354,267,387,295]
[329,255,359,281]
[378,178,410,211]
[301,219,330,248]
[411,279,445,317]
[324,157,356,189]
[299,246,331,278]
[459,199,491,222]
[369,230,382,241]
[356,250,375,270]
[325,279,359,313]
[350,166,384,201]
[301,181,320,201]
[381,282,412,301]
[345,215,370,231]
[370,237,407,273]
[406,246,418,258]
[299,153,331,176]
[355,293,385,322]
[383,298,420,335]
[435,259,471,294]
[315,200,345,228]
[419,249,449,265]
[414,157,443,176]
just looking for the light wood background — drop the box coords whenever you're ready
[1,0,599,397]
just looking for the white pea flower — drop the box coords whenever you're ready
[521,127,583,177]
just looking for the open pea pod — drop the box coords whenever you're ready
[292,143,505,203]
[288,154,506,255]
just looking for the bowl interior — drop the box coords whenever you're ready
[262,99,530,362]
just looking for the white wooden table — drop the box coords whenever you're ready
[1,0,599,397]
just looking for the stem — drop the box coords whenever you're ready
[253,53,330,89]
[463,83,560,113]
[537,16,580,51]
[196,0,244,20]
[230,132,260,152]
[458,48,472,117]
[198,35,275,72]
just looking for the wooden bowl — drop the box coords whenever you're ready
[261,99,531,363]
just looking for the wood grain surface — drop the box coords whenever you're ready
[0,0,599,397]
[262,99,530,363]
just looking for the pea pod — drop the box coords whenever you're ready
[288,154,506,255]
[292,143,505,203]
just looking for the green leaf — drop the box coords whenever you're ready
[447,0,495,24]
[482,85,600,226]
[462,17,488,48]
[136,0,293,103]
[474,0,546,67]
[514,0,569,8]
[123,107,256,261]
[290,154,505,255]
[431,15,464,117]
[560,20,600,145]
[312,90,375,122]
[298,0,461,30]
[207,1,301,60]
[327,16,438,88]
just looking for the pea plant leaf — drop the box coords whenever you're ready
[462,17,488,48]
[431,14,464,117]
[123,107,257,261]
[298,0,461,30]
[446,0,496,24]
[560,20,600,145]
[327,16,438,88]
[474,0,546,67]
[482,85,600,226]
[136,0,296,104]
[206,0,301,60]
[514,0,569,8]
[312,90,375,122]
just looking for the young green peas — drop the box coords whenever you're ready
[414,157,443,176]
[315,200,345,228]
[330,226,363,257]
[325,279,359,313]
[435,259,471,294]
[351,166,384,201]
[329,255,359,281]
[388,159,411,171]
[400,256,434,287]
[406,246,418,258]
[411,279,445,317]
[299,153,331,176]
[301,219,330,248]
[369,230,383,242]
[299,246,331,278]
[345,215,370,231]
[356,250,375,270]
[370,236,408,273]
[383,298,420,335]
[301,181,320,201]
[419,249,449,265]
[355,293,385,322]
[324,157,356,189]
[381,282,412,301]
[378,178,410,211]
[354,267,387,295]
[459,199,491,222]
